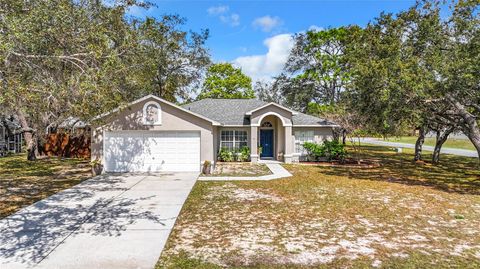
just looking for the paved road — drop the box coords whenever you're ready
[360,138,478,158]
[0,172,198,269]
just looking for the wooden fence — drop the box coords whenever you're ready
[43,133,90,158]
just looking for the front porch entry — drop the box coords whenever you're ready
[250,113,294,164]
[260,129,274,159]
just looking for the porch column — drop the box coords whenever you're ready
[284,125,293,163]
[250,126,259,162]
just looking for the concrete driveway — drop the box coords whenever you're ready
[0,172,198,269]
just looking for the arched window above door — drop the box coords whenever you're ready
[261,121,273,127]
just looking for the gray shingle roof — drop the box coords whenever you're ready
[0,115,21,130]
[58,117,88,128]
[182,99,336,126]
[182,99,267,125]
[292,112,336,126]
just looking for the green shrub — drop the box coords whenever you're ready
[323,140,347,161]
[218,147,250,162]
[302,142,325,161]
[302,141,346,161]
[218,148,234,162]
[238,146,250,162]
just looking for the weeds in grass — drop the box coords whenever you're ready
[159,145,480,268]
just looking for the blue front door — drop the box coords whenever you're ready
[260,129,274,158]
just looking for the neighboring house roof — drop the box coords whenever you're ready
[0,116,21,130]
[182,98,338,127]
[58,117,88,129]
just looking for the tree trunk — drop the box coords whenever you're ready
[414,126,427,161]
[468,130,480,155]
[16,110,37,161]
[448,96,480,162]
[342,129,347,145]
[461,116,480,161]
[332,128,340,143]
[432,126,455,164]
[464,124,480,160]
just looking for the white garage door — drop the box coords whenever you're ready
[104,131,200,172]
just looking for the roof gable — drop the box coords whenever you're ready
[245,102,298,115]
[93,95,221,126]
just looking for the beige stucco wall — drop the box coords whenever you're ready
[91,96,215,164]
[292,127,334,143]
[292,127,334,162]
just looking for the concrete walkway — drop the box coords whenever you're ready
[0,172,198,269]
[198,163,292,181]
[360,137,478,158]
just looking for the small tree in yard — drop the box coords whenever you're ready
[198,63,254,100]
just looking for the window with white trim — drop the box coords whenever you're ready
[220,130,248,151]
[294,130,315,154]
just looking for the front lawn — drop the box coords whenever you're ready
[159,145,480,268]
[382,136,476,151]
[0,154,91,218]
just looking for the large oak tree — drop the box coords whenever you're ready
[0,0,211,160]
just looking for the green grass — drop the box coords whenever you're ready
[158,145,480,268]
[382,136,476,151]
[0,153,91,218]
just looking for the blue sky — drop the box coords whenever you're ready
[128,0,416,81]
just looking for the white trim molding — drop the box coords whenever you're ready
[245,102,298,115]
[252,112,292,127]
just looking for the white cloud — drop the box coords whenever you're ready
[308,25,324,32]
[208,5,240,27]
[207,5,229,15]
[233,34,294,82]
[252,15,283,32]
[220,13,240,27]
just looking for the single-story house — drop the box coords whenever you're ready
[0,115,23,156]
[91,95,338,172]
